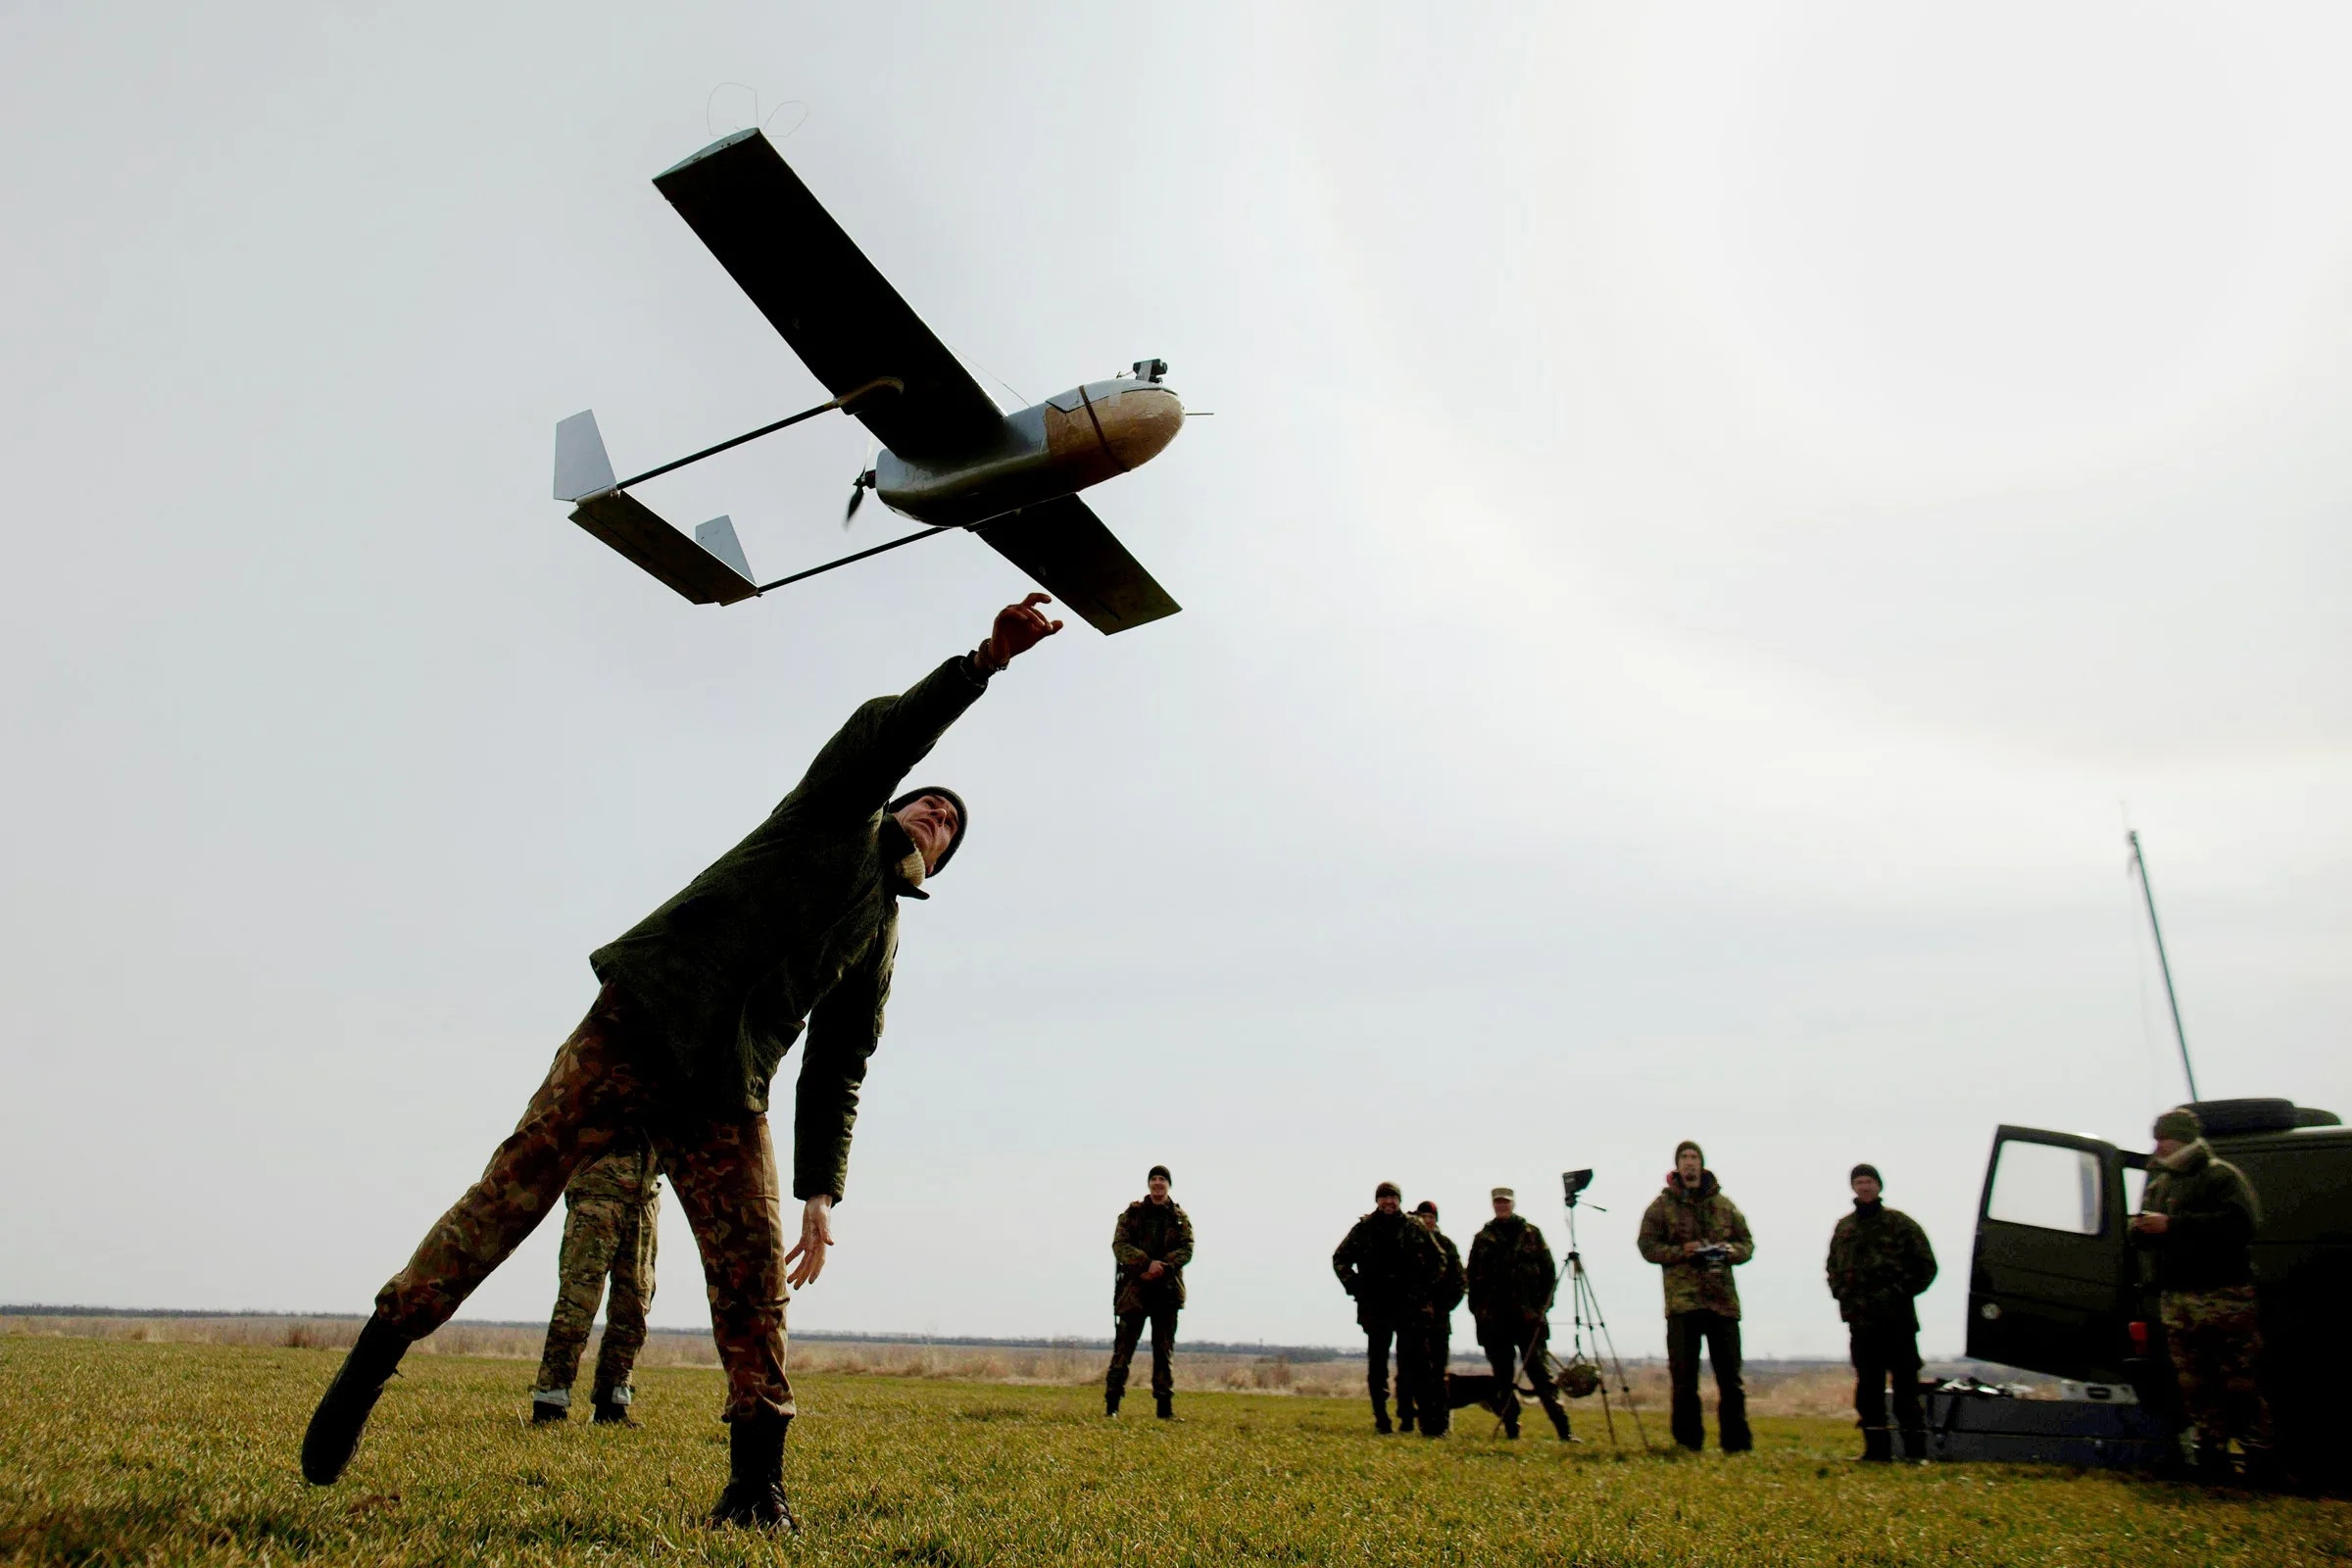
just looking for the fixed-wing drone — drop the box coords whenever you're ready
[553,129,1185,633]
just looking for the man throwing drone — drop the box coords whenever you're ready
[302,595,1067,1533]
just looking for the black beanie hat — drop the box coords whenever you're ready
[1374,1180,1401,1200]
[889,786,969,875]
[1850,1162,1882,1187]
[1148,1164,1171,1184]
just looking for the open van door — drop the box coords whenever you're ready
[1968,1127,2142,1383]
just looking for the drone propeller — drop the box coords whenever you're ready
[843,467,878,527]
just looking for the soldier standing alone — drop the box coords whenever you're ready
[1412,1200,1464,1440]
[531,1131,662,1425]
[1638,1141,1754,1452]
[1104,1164,1193,1419]
[1333,1181,1445,1434]
[1824,1162,1936,1462]
[1467,1188,1573,1441]
[2131,1105,2276,1481]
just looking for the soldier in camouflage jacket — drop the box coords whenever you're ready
[2131,1106,2274,1476]
[1467,1189,1572,1440]
[532,1131,662,1425]
[1334,1182,1446,1434]
[1825,1163,1936,1459]
[1638,1142,1754,1451]
[303,597,1067,1537]
[1104,1165,1194,1418]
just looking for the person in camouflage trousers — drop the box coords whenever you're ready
[530,1131,662,1426]
[1333,1181,1446,1434]
[1411,1200,1465,1439]
[1467,1188,1571,1441]
[2131,1105,2275,1481]
[1825,1162,1936,1462]
[1104,1163,1193,1419]
[300,596,1068,1535]
[1638,1140,1754,1451]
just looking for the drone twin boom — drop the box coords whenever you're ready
[553,129,1184,634]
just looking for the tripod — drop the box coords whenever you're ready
[1548,1171,1652,1452]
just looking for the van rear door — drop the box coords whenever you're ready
[1968,1127,2138,1382]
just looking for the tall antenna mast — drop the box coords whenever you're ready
[2127,829,2201,1102]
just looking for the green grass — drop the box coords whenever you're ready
[1,1338,2344,1566]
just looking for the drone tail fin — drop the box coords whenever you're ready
[554,411,618,503]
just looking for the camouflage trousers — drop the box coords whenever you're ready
[1105,1302,1178,1404]
[376,986,793,1422]
[2160,1285,2273,1455]
[532,1190,659,1406]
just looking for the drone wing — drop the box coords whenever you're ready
[654,130,1004,462]
[976,495,1180,635]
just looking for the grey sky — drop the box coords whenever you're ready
[3,5,2346,1360]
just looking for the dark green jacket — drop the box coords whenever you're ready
[1637,1171,1753,1318]
[1333,1208,1445,1328]
[1111,1198,1195,1313]
[1429,1227,1466,1316]
[1466,1213,1558,1332]
[1825,1200,1936,1331]
[590,655,991,1200]
[2138,1140,2261,1293]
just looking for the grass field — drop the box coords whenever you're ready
[2,1338,2344,1566]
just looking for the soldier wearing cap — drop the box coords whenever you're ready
[1467,1187,1572,1441]
[2131,1105,2275,1480]
[1825,1162,1936,1462]
[301,596,1066,1534]
[1333,1181,1446,1434]
[1104,1164,1193,1419]
[1410,1200,1465,1439]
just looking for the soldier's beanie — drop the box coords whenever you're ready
[1850,1162,1882,1186]
[888,786,969,874]
[1148,1164,1171,1184]
[2153,1106,2203,1143]
[1675,1140,1704,1162]
[1414,1200,1439,1218]
[1375,1180,1402,1200]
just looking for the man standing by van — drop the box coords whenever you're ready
[2131,1105,2275,1481]
[1825,1163,1936,1462]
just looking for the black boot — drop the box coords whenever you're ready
[1372,1395,1393,1435]
[708,1412,796,1532]
[530,1396,568,1425]
[1398,1410,1417,1434]
[1899,1425,1927,1463]
[591,1392,638,1427]
[1547,1402,1573,1442]
[1856,1427,1892,1463]
[1105,1383,1122,1418]
[1154,1394,1174,1421]
[301,1312,411,1485]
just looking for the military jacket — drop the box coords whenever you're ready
[1111,1198,1194,1313]
[590,655,991,1200]
[1466,1213,1558,1329]
[1430,1228,1466,1316]
[1638,1171,1753,1319]
[565,1129,662,1208]
[1333,1208,1445,1328]
[2138,1139,2260,1293]
[1825,1200,1936,1331]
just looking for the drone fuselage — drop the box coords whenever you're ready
[874,376,1183,528]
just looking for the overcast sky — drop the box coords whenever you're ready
[4,4,2347,1361]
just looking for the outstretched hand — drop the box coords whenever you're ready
[786,1195,834,1289]
[981,593,1065,669]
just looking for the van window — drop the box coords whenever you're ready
[2122,1165,2146,1214]
[1987,1139,2104,1234]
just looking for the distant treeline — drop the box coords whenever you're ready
[0,1304,1348,1363]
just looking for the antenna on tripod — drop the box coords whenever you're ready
[1559,1169,1653,1452]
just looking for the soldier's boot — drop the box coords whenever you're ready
[1546,1402,1573,1442]
[1500,1396,1521,1440]
[301,1312,411,1485]
[1371,1395,1393,1435]
[591,1390,638,1427]
[1397,1410,1417,1434]
[1856,1426,1892,1463]
[1154,1395,1174,1421]
[530,1394,568,1425]
[708,1411,796,1533]
[1104,1389,1121,1418]
[1898,1425,1928,1463]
